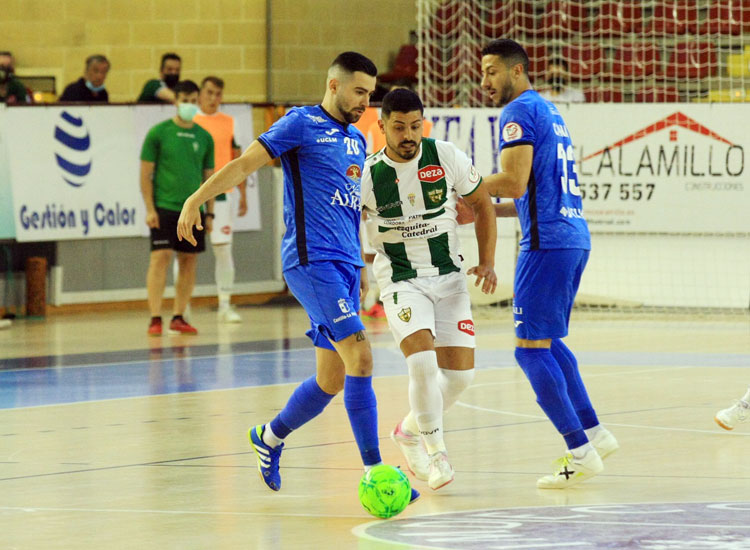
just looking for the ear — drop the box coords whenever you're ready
[328,78,339,95]
[377,119,385,135]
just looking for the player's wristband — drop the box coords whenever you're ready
[205,213,215,218]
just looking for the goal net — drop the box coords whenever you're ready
[417,0,750,318]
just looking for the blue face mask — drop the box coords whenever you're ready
[177,102,199,121]
[85,80,106,93]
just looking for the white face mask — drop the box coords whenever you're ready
[177,102,198,121]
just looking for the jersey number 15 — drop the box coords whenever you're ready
[557,143,581,196]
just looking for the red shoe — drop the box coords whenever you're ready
[168,316,198,335]
[362,303,387,319]
[147,317,162,336]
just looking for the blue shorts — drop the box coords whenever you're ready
[284,260,365,350]
[513,249,589,340]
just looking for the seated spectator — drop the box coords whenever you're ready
[59,54,110,102]
[538,58,585,104]
[0,50,30,105]
[137,52,181,104]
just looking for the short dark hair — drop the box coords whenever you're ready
[330,51,377,77]
[160,52,181,70]
[86,54,109,69]
[381,88,424,117]
[174,80,199,96]
[201,76,224,89]
[481,39,529,75]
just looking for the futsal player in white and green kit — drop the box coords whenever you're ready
[361,89,497,490]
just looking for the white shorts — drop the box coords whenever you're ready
[210,199,233,245]
[381,271,475,348]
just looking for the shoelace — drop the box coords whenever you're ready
[551,453,573,473]
[737,401,749,421]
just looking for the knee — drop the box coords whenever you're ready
[318,371,345,394]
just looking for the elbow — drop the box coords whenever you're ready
[508,182,527,199]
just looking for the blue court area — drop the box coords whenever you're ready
[1,340,747,410]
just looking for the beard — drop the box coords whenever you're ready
[335,97,363,123]
[387,139,418,161]
[497,82,516,106]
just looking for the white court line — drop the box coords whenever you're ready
[0,505,363,519]
[455,400,750,436]
[467,365,695,390]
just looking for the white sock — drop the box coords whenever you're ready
[570,442,595,459]
[437,367,475,411]
[213,243,235,310]
[262,423,284,448]
[401,410,419,436]
[585,424,604,441]
[741,386,750,404]
[363,262,379,310]
[407,350,445,455]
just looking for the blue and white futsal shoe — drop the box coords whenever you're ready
[248,425,284,491]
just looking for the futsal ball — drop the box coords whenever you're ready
[358,464,411,519]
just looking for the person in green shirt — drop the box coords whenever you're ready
[140,80,215,336]
[137,52,181,104]
[0,51,30,105]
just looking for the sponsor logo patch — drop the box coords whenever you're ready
[502,122,523,142]
[346,164,361,183]
[458,319,474,336]
[407,193,416,206]
[418,165,445,183]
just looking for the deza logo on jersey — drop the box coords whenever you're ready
[418,165,445,183]
[458,319,474,336]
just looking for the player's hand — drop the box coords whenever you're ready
[467,264,497,294]
[359,268,369,305]
[177,199,202,245]
[238,195,248,217]
[146,209,159,229]
[456,197,475,225]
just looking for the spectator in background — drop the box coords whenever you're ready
[0,51,30,105]
[137,52,181,104]
[538,58,585,104]
[140,80,215,336]
[193,76,249,323]
[59,54,110,102]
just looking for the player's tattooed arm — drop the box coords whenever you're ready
[355,331,367,342]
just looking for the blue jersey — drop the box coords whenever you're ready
[258,105,367,271]
[498,90,590,251]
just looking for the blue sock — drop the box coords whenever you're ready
[514,347,588,450]
[270,375,335,439]
[551,339,600,430]
[344,375,382,466]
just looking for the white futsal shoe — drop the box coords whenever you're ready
[537,449,604,489]
[218,306,242,323]
[590,428,619,459]
[428,451,454,490]
[390,421,430,481]
[715,400,749,430]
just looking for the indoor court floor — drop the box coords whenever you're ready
[1,299,748,549]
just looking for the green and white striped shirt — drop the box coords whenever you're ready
[361,138,482,288]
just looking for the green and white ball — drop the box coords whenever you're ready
[358,464,411,519]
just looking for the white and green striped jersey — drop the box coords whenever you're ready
[361,138,482,288]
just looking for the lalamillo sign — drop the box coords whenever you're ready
[416,104,748,234]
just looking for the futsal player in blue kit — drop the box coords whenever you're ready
[479,39,619,488]
[177,52,418,502]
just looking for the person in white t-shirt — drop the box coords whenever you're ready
[360,89,497,490]
[537,58,585,104]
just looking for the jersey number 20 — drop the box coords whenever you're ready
[344,137,360,155]
[557,143,581,196]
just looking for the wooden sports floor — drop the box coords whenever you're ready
[1,299,748,549]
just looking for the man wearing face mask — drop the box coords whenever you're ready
[538,58,585,104]
[0,51,30,105]
[140,80,215,336]
[137,52,181,104]
[59,55,110,102]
